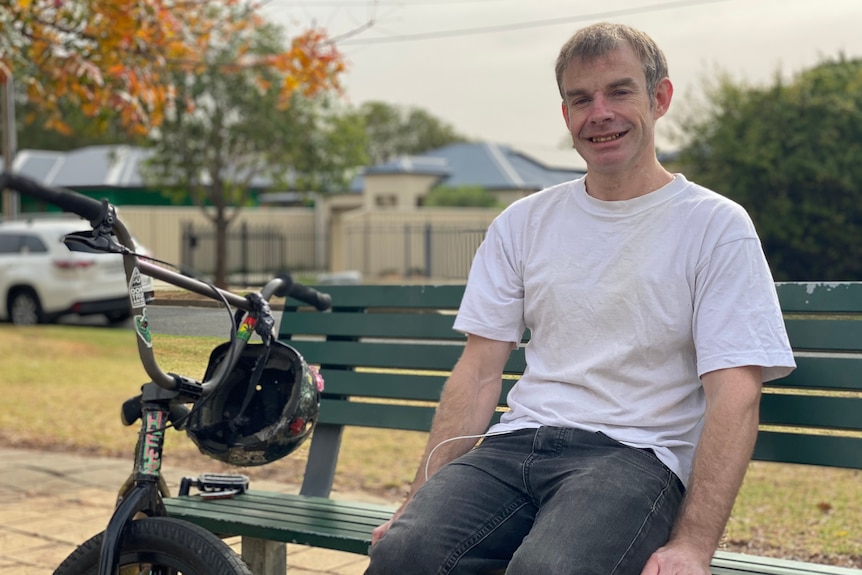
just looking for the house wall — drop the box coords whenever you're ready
[362,173,441,210]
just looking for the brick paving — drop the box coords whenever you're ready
[0,447,378,574]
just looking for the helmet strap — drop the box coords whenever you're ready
[231,343,273,431]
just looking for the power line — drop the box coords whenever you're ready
[339,0,730,45]
[283,0,507,5]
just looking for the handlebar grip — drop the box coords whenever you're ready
[1,172,106,222]
[275,273,332,311]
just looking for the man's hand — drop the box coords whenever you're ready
[370,502,408,546]
[640,542,711,575]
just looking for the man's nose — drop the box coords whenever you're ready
[589,95,614,123]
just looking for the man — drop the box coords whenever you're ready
[365,22,795,575]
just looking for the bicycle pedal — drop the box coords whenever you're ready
[199,488,243,500]
[179,473,250,498]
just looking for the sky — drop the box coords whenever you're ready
[260,0,862,168]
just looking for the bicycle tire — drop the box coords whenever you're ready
[53,516,253,575]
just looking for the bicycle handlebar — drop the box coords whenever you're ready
[1,172,107,224]
[1,171,332,395]
[275,274,332,311]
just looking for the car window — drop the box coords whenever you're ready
[0,234,20,254]
[0,232,50,254]
[22,234,49,253]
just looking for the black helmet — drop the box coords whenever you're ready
[185,340,322,467]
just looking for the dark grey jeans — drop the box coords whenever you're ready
[365,426,685,575]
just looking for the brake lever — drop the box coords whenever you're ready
[63,231,128,254]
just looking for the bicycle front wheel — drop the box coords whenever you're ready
[53,516,253,575]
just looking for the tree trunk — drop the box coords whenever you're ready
[215,206,229,289]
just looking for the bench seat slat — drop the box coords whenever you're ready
[165,491,395,555]
[711,550,862,574]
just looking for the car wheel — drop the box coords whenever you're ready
[8,289,44,326]
[104,309,132,324]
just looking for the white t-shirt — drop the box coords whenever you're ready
[453,175,796,486]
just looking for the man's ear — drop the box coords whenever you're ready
[653,77,673,119]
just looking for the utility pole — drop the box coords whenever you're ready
[1,66,19,220]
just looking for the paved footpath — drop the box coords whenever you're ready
[0,447,375,574]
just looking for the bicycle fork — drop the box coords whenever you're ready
[98,383,186,575]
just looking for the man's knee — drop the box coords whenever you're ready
[365,525,431,575]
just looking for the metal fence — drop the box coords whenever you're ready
[180,221,316,285]
[344,223,487,280]
[180,221,487,283]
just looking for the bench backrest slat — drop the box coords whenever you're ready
[784,319,862,352]
[759,394,862,431]
[282,311,466,341]
[775,281,862,312]
[776,356,862,392]
[754,431,862,469]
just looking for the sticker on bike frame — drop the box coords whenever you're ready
[135,308,153,348]
[238,317,257,342]
[141,410,165,476]
[128,266,146,309]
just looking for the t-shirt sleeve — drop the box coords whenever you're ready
[692,234,796,383]
[452,214,526,344]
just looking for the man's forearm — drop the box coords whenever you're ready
[406,335,510,498]
[667,366,762,561]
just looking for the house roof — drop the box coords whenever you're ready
[358,142,585,192]
[11,146,151,188]
[4,141,587,194]
[7,145,273,189]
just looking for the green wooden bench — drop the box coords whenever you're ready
[164,282,862,575]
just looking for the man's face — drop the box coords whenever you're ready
[560,43,671,177]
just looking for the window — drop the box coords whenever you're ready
[0,234,20,254]
[0,233,49,254]
[375,194,397,208]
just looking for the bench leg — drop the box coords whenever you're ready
[241,536,287,575]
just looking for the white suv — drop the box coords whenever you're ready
[0,218,154,325]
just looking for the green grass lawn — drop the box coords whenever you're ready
[0,324,859,567]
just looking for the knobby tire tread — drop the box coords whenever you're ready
[52,516,252,575]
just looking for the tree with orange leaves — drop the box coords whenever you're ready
[0,0,344,136]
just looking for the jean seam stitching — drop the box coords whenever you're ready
[435,496,531,575]
[609,468,675,575]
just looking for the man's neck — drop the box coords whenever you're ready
[585,163,675,202]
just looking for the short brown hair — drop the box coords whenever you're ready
[555,22,668,102]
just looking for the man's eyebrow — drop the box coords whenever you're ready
[609,78,639,90]
[564,77,639,98]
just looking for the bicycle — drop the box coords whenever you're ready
[0,172,332,575]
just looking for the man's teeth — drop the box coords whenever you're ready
[592,134,621,143]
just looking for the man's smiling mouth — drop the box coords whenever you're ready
[589,132,626,143]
